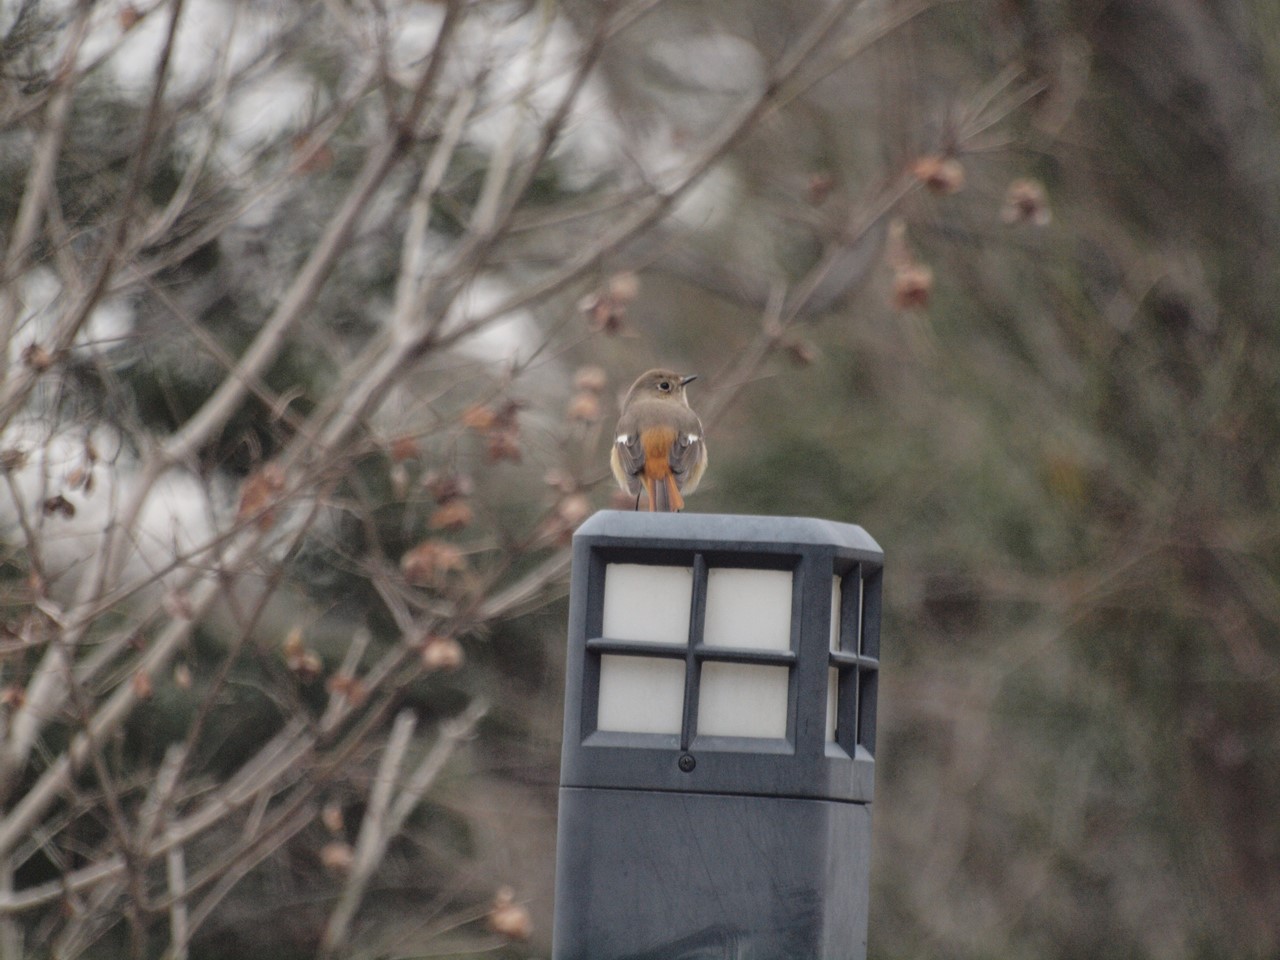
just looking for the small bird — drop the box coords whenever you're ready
[611,369,708,512]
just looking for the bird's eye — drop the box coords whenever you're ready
[658,380,671,391]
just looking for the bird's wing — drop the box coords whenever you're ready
[612,432,646,493]
[667,431,702,475]
[668,429,706,492]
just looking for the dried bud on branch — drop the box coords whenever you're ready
[65,464,95,493]
[487,431,522,463]
[572,365,608,393]
[420,635,465,672]
[557,493,592,528]
[237,463,287,530]
[487,886,533,942]
[326,673,367,706]
[282,626,305,661]
[131,670,153,701]
[462,402,524,463]
[1001,178,1052,226]
[544,469,576,494]
[320,841,354,875]
[0,686,26,710]
[539,493,593,545]
[784,338,818,366]
[911,155,966,194]
[892,264,935,311]
[423,470,474,504]
[21,344,53,372]
[283,626,323,681]
[389,435,421,463]
[42,495,75,518]
[567,391,602,422]
[400,540,467,587]
[806,171,836,205]
[430,498,475,531]
[885,219,934,311]
[461,404,497,432]
[321,802,345,836]
[580,271,639,335]
[390,462,410,500]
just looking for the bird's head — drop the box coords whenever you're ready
[625,368,698,407]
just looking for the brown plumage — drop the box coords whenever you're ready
[610,369,707,512]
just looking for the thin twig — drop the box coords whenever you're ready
[0,858,19,960]
[0,2,91,380]
[163,841,189,960]
[320,709,417,957]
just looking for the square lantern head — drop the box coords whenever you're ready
[559,511,883,803]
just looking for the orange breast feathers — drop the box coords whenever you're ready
[639,425,678,478]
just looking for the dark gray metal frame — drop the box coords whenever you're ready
[560,511,884,802]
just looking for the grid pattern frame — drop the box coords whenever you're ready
[829,562,883,758]
[586,553,800,752]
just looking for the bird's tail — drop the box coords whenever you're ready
[649,473,684,512]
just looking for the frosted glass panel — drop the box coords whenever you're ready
[830,576,843,652]
[597,655,685,734]
[697,662,789,738]
[826,667,839,742]
[602,564,693,644]
[703,568,792,651]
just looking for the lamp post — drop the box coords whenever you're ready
[553,511,884,960]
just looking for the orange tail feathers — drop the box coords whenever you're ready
[643,473,683,512]
[664,473,685,512]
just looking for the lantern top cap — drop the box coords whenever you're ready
[575,510,882,557]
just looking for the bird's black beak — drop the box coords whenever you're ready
[680,375,698,386]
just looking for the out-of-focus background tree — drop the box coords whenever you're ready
[1,0,1278,957]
